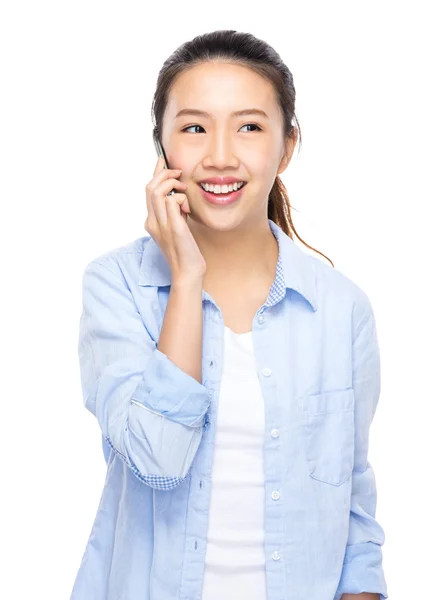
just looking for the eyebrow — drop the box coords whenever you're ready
[174,108,270,120]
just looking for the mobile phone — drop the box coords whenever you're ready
[152,128,176,196]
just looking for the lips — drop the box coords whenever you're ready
[198,181,247,206]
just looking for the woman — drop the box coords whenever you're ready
[70,30,388,600]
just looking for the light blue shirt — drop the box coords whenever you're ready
[70,218,388,600]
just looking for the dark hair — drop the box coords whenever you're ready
[151,29,334,268]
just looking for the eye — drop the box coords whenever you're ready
[182,125,205,134]
[182,123,263,133]
[240,123,263,132]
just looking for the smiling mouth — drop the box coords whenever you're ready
[196,181,247,205]
[197,182,247,194]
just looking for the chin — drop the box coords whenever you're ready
[195,210,248,233]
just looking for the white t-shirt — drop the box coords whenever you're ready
[201,325,267,600]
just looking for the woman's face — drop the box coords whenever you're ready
[161,61,296,231]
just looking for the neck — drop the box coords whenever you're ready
[187,217,279,286]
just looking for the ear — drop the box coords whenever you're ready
[277,127,298,176]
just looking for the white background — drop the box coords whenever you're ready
[1,1,440,598]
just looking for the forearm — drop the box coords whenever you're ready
[157,276,204,383]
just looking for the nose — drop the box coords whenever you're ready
[202,129,240,170]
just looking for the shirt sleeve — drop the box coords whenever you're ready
[78,259,212,490]
[334,297,388,600]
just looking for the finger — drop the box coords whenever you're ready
[153,154,165,176]
[146,163,181,225]
[153,178,188,227]
[150,166,183,199]
[172,192,190,214]
[164,192,189,230]
[153,154,179,180]
[157,177,187,195]
[146,157,165,221]
[154,164,182,184]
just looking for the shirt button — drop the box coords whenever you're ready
[271,428,279,438]
[271,490,281,500]
[258,315,265,324]
[272,550,280,561]
[262,367,272,377]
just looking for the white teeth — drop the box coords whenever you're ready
[200,181,245,193]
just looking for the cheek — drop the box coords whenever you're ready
[247,144,278,173]
[251,154,280,182]
[165,150,196,175]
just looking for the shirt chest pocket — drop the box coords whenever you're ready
[298,388,355,487]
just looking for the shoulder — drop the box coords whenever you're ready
[306,251,376,333]
[83,235,151,280]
